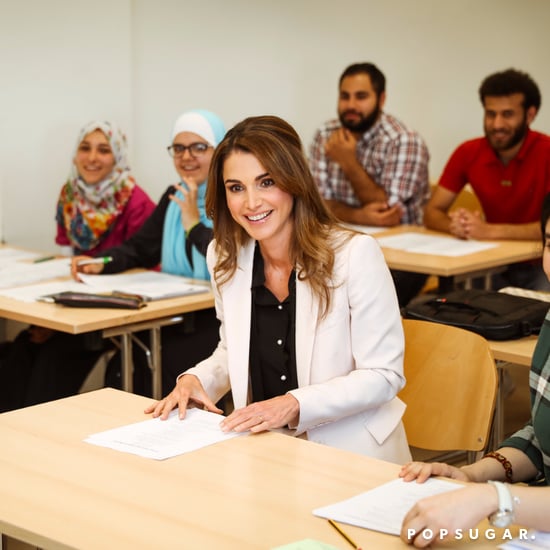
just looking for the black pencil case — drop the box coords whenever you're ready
[39,291,146,309]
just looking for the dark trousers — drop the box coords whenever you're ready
[491,261,550,291]
[0,329,105,412]
[390,269,429,308]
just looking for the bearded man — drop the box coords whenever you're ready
[425,68,550,290]
[309,62,430,306]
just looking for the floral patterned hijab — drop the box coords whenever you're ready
[55,121,136,251]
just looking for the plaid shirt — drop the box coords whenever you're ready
[309,112,430,225]
[500,310,550,485]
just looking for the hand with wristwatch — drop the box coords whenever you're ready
[488,480,519,528]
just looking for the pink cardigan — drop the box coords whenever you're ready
[55,184,156,255]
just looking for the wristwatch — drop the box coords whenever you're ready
[488,480,515,527]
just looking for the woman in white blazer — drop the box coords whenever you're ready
[147,115,411,463]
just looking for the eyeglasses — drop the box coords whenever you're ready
[167,142,211,158]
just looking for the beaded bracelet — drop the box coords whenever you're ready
[483,451,513,483]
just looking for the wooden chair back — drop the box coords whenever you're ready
[400,319,497,452]
[429,182,483,215]
[449,184,483,215]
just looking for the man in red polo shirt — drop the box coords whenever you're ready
[425,68,550,290]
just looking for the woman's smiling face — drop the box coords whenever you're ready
[171,131,213,183]
[74,129,116,185]
[223,150,294,247]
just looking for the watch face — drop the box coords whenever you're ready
[490,510,513,528]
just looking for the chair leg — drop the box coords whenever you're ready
[492,361,506,448]
[78,349,116,394]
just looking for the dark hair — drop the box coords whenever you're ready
[479,68,541,111]
[339,62,386,96]
[541,193,550,244]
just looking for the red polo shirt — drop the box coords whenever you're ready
[438,129,550,224]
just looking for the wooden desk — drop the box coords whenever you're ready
[375,226,542,291]
[0,289,214,398]
[487,335,537,447]
[488,335,537,367]
[0,289,214,334]
[0,389,522,550]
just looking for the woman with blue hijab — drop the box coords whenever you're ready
[72,110,226,395]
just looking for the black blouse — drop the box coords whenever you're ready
[249,245,298,402]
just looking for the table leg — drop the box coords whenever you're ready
[120,333,134,394]
[103,315,183,398]
[150,327,162,400]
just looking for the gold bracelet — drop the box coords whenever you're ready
[483,451,513,483]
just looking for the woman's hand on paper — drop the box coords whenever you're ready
[399,461,470,484]
[400,483,497,547]
[220,394,300,434]
[144,374,223,420]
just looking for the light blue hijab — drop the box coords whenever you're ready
[161,110,225,280]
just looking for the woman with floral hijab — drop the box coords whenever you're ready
[56,120,155,255]
[0,122,154,412]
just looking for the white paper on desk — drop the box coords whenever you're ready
[500,530,550,549]
[0,279,86,302]
[313,477,462,536]
[0,247,41,263]
[79,270,210,300]
[85,408,244,460]
[0,258,70,289]
[341,223,387,235]
[376,233,498,256]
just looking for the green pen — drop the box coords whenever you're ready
[33,255,56,263]
[76,256,113,267]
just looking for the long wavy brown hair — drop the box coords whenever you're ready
[206,115,350,317]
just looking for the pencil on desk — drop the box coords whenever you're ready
[33,255,55,263]
[328,519,362,550]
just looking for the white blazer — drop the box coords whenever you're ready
[186,231,411,463]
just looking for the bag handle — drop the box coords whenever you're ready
[428,298,499,318]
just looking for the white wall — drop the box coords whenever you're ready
[2,0,550,251]
[0,0,133,250]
